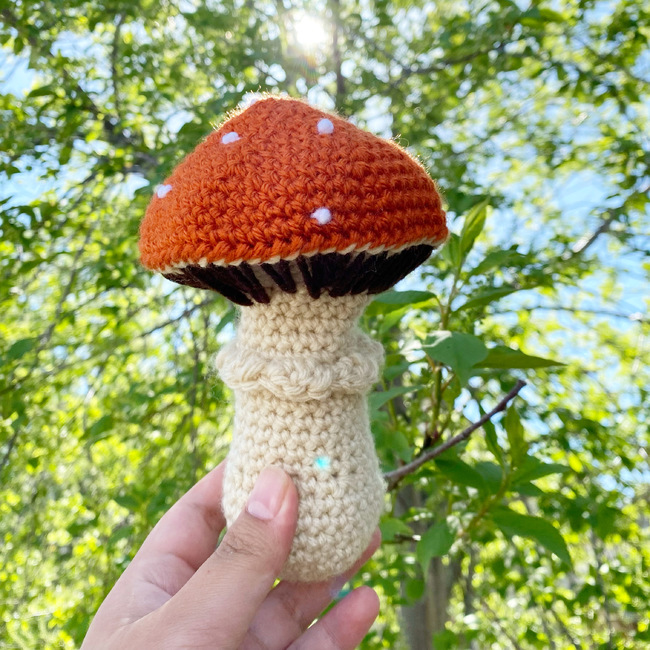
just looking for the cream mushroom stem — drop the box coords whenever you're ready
[216,285,386,581]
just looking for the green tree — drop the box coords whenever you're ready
[1,0,648,648]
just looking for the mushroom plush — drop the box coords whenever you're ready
[139,96,448,581]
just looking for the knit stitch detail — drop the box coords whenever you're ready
[216,329,383,401]
[218,288,386,581]
[139,96,448,272]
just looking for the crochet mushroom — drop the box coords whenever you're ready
[139,96,448,581]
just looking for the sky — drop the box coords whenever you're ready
[1,3,648,504]
[1,6,647,372]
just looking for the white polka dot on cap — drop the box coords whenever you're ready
[156,184,172,199]
[222,132,240,144]
[317,118,334,134]
[310,207,332,224]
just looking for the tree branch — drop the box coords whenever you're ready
[0,220,98,475]
[490,304,647,324]
[563,212,617,261]
[138,297,219,339]
[574,34,650,87]
[384,380,526,490]
[481,600,524,650]
[590,528,615,648]
[549,604,584,649]
[1,8,155,174]
[0,429,20,479]
[402,44,506,77]
[329,0,346,110]
[110,14,126,122]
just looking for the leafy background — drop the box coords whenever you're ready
[1,0,649,647]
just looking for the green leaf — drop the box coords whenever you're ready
[422,331,488,383]
[504,406,528,467]
[84,415,114,444]
[594,505,621,540]
[492,507,571,565]
[367,290,436,316]
[113,494,141,511]
[474,461,504,493]
[6,338,37,360]
[468,249,520,276]
[383,359,412,382]
[432,630,459,650]
[512,456,570,483]
[214,308,236,334]
[373,289,436,305]
[391,430,413,462]
[435,458,486,491]
[379,517,413,542]
[441,233,462,268]
[108,524,134,546]
[538,8,565,22]
[475,346,565,369]
[513,482,545,497]
[416,521,455,571]
[480,404,503,465]
[369,384,425,411]
[59,144,73,166]
[175,120,208,139]
[456,286,517,311]
[405,576,425,601]
[460,198,489,255]
[377,306,410,334]
[28,84,57,98]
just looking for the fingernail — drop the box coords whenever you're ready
[246,466,288,521]
[330,575,348,599]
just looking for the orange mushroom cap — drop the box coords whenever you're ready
[139,96,448,274]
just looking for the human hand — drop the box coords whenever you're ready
[82,463,381,649]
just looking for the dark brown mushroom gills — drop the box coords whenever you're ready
[163,244,435,306]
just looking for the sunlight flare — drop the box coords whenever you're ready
[292,14,330,51]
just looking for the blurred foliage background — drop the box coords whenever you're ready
[1,0,649,647]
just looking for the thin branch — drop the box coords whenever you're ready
[384,380,526,489]
[0,429,20,478]
[549,605,583,649]
[1,8,155,173]
[574,34,650,87]
[347,17,508,91]
[186,290,202,483]
[138,297,219,339]
[110,14,126,121]
[0,214,98,397]
[563,212,617,261]
[329,0,346,109]
[0,221,98,475]
[0,294,222,400]
[41,222,98,346]
[482,600,524,650]
[539,608,558,650]
[590,529,614,648]
[403,44,506,77]
[490,305,647,324]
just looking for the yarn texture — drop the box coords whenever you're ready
[217,287,386,581]
[138,96,449,581]
[139,96,447,272]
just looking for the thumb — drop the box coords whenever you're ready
[152,466,298,648]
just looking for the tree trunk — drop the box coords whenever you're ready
[395,484,460,649]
